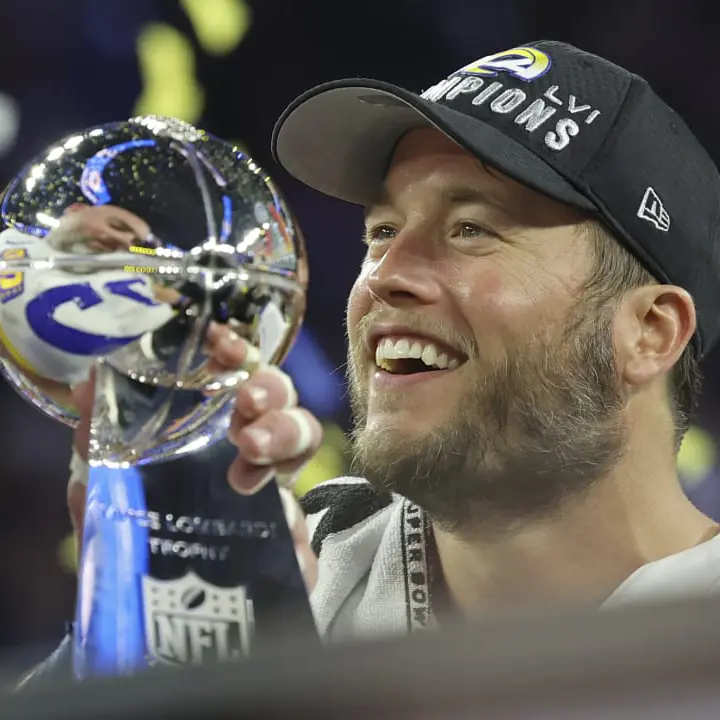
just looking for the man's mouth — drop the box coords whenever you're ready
[374,336,465,375]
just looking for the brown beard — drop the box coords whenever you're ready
[347,300,629,534]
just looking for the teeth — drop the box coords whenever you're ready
[420,344,437,367]
[395,339,410,356]
[383,337,396,359]
[374,336,462,371]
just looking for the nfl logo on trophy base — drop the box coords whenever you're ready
[142,572,254,666]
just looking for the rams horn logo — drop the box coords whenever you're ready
[456,47,551,82]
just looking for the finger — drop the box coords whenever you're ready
[226,366,299,445]
[64,203,87,216]
[226,459,274,496]
[87,232,136,253]
[105,207,151,239]
[226,444,316,495]
[229,407,322,466]
[98,229,137,249]
[152,285,182,305]
[204,320,228,346]
[279,487,318,593]
[71,368,96,461]
[67,478,88,568]
[204,326,260,373]
[234,366,297,420]
[204,321,244,349]
[68,478,87,528]
[203,321,250,351]
[226,410,322,496]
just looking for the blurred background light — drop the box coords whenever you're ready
[282,327,345,419]
[0,93,20,158]
[294,422,348,497]
[678,425,718,488]
[180,0,251,56]
[133,23,205,122]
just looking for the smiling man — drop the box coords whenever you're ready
[274,39,720,638]
[22,40,720,683]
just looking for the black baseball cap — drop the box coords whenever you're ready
[272,41,720,357]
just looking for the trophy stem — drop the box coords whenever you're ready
[73,363,152,679]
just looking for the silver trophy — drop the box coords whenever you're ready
[0,116,312,677]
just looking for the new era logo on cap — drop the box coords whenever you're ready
[637,187,670,232]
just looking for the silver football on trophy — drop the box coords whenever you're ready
[0,116,307,465]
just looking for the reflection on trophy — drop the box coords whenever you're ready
[0,116,314,678]
[0,203,176,405]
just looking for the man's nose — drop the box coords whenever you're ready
[366,230,442,307]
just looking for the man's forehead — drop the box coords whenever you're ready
[361,128,590,227]
[365,136,509,210]
[364,181,508,214]
[364,168,590,230]
[363,145,530,218]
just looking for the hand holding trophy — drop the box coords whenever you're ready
[0,116,316,678]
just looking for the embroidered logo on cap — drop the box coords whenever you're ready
[421,56,602,153]
[455,47,552,82]
[637,186,670,232]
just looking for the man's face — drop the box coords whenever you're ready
[346,127,628,531]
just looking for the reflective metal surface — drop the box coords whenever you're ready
[0,116,307,464]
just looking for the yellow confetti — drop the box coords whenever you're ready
[181,0,252,56]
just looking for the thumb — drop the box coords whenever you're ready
[68,366,94,567]
[71,367,96,461]
[279,487,318,593]
[67,473,87,567]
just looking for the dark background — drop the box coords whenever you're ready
[0,0,719,665]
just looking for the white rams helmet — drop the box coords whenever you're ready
[0,227,173,386]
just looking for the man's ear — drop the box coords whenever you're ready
[613,284,696,387]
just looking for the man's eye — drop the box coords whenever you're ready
[364,225,397,245]
[452,222,488,239]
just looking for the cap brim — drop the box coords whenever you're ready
[272,78,597,211]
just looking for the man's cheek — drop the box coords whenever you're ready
[346,272,372,335]
[354,258,375,288]
[468,272,567,351]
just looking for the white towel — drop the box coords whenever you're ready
[301,477,440,641]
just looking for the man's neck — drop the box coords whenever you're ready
[432,466,716,616]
